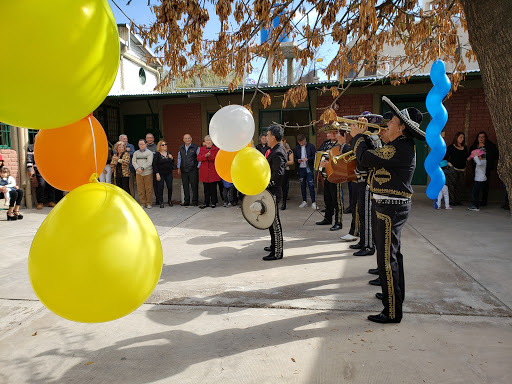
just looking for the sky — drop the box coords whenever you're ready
[107,0,336,83]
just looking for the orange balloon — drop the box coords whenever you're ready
[34,115,108,191]
[215,149,238,182]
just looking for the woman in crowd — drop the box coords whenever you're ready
[153,140,176,208]
[444,132,468,206]
[0,167,24,221]
[469,131,498,207]
[111,141,131,193]
[197,135,220,208]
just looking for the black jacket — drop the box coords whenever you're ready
[255,143,270,155]
[293,142,316,172]
[353,134,416,199]
[267,142,287,200]
[153,151,176,176]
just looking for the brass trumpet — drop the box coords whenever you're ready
[335,117,388,136]
[332,151,356,164]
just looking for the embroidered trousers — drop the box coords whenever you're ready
[349,182,360,236]
[374,202,410,321]
[324,179,343,226]
[357,181,374,248]
[268,194,283,258]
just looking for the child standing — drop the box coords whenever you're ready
[468,149,487,211]
[435,160,453,210]
[222,179,234,207]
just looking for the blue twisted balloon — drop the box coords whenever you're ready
[425,60,451,199]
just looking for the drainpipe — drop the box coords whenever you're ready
[14,127,31,208]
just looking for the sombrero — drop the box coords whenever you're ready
[343,111,386,125]
[382,96,425,141]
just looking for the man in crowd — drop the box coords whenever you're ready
[177,134,200,206]
[146,133,159,204]
[146,133,157,153]
[293,133,317,209]
[255,133,270,155]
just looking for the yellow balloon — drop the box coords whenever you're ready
[0,0,120,129]
[28,183,163,323]
[231,147,271,195]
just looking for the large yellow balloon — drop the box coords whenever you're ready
[28,183,163,323]
[0,0,120,129]
[231,147,271,195]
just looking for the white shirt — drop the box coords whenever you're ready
[300,145,307,168]
[473,157,487,182]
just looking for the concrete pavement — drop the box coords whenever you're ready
[1,182,511,383]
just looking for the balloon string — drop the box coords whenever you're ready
[88,116,98,173]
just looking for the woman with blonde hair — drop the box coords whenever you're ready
[110,141,131,193]
[153,139,176,208]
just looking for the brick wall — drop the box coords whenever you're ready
[0,149,19,185]
[316,94,373,147]
[163,103,202,178]
[444,88,495,145]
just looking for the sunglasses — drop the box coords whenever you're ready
[161,143,167,146]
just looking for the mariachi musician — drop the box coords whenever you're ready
[261,124,288,261]
[347,112,385,257]
[315,127,344,231]
[351,96,424,324]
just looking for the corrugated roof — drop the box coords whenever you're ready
[106,70,481,99]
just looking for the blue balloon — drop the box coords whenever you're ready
[425,60,451,200]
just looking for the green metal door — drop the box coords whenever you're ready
[382,97,429,185]
[124,114,160,144]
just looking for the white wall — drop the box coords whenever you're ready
[343,26,479,80]
[108,57,159,95]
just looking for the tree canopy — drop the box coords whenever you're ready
[138,0,473,120]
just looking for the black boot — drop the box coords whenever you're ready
[280,200,286,210]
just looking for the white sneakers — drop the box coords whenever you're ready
[340,234,358,242]
[299,201,318,209]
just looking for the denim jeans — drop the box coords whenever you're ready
[298,167,315,202]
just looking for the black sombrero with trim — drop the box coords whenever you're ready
[318,122,349,133]
[382,96,425,141]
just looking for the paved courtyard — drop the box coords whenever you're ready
[1,184,511,383]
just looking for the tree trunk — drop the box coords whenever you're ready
[460,0,512,212]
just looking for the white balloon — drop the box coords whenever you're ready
[209,105,255,152]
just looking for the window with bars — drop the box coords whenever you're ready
[93,105,120,144]
[28,129,38,145]
[0,123,10,149]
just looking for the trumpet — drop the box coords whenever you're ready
[334,117,388,136]
[332,151,356,164]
